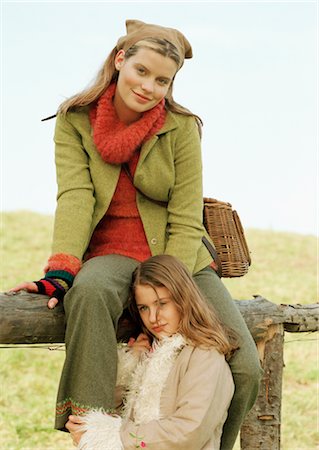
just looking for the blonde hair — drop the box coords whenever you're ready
[57,38,202,128]
[129,255,238,358]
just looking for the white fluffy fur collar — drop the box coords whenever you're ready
[122,334,186,425]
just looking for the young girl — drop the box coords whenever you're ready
[66,254,238,449]
[11,19,262,448]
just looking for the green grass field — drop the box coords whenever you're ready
[0,211,318,449]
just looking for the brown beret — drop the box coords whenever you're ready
[116,19,193,69]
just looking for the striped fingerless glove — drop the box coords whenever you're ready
[35,253,82,301]
[34,270,75,302]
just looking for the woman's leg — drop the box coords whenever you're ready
[193,267,263,450]
[55,254,139,431]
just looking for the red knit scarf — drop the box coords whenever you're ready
[89,83,167,164]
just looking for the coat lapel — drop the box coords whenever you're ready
[137,111,179,168]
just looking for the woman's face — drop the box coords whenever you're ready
[134,284,181,340]
[114,46,178,123]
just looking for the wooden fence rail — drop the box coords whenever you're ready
[0,291,318,449]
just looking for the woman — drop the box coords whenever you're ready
[66,254,237,450]
[11,20,262,449]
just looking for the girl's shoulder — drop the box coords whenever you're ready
[177,345,232,386]
[180,344,226,366]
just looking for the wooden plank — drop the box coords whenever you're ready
[0,291,318,345]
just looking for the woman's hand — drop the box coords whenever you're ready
[128,333,151,356]
[9,282,59,309]
[65,415,85,446]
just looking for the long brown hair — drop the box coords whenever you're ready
[129,255,238,358]
[57,38,202,129]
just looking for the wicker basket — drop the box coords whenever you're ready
[203,198,251,278]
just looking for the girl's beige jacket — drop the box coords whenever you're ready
[78,337,234,450]
[52,108,214,274]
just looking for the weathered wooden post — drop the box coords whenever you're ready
[240,323,284,449]
[235,298,318,450]
[0,292,318,449]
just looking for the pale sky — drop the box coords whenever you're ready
[1,1,318,236]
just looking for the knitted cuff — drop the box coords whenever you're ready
[45,253,82,276]
[34,270,75,301]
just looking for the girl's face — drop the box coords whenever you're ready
[134,284,181,340]
[114,47,177,123]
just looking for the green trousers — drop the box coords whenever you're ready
[55,254,262,449]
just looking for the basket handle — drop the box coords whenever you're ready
[202,236,223,278]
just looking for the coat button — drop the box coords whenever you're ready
[151,238,157,245]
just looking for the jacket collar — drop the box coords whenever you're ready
[157,110,179,135]
[139,111,179,165]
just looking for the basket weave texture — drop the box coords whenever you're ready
[203,198,251,278]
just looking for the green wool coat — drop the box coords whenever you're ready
[52,107,213,274]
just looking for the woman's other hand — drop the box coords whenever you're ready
[9,282,59,309]
[128,333,151,355]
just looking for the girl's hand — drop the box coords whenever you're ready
[128,333,151,355]
[9,282,59,309]
[65,415,85,446]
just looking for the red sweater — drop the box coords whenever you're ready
[85,151,152,262]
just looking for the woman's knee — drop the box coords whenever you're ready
[64,273,123,321]
[65,255,134,308]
